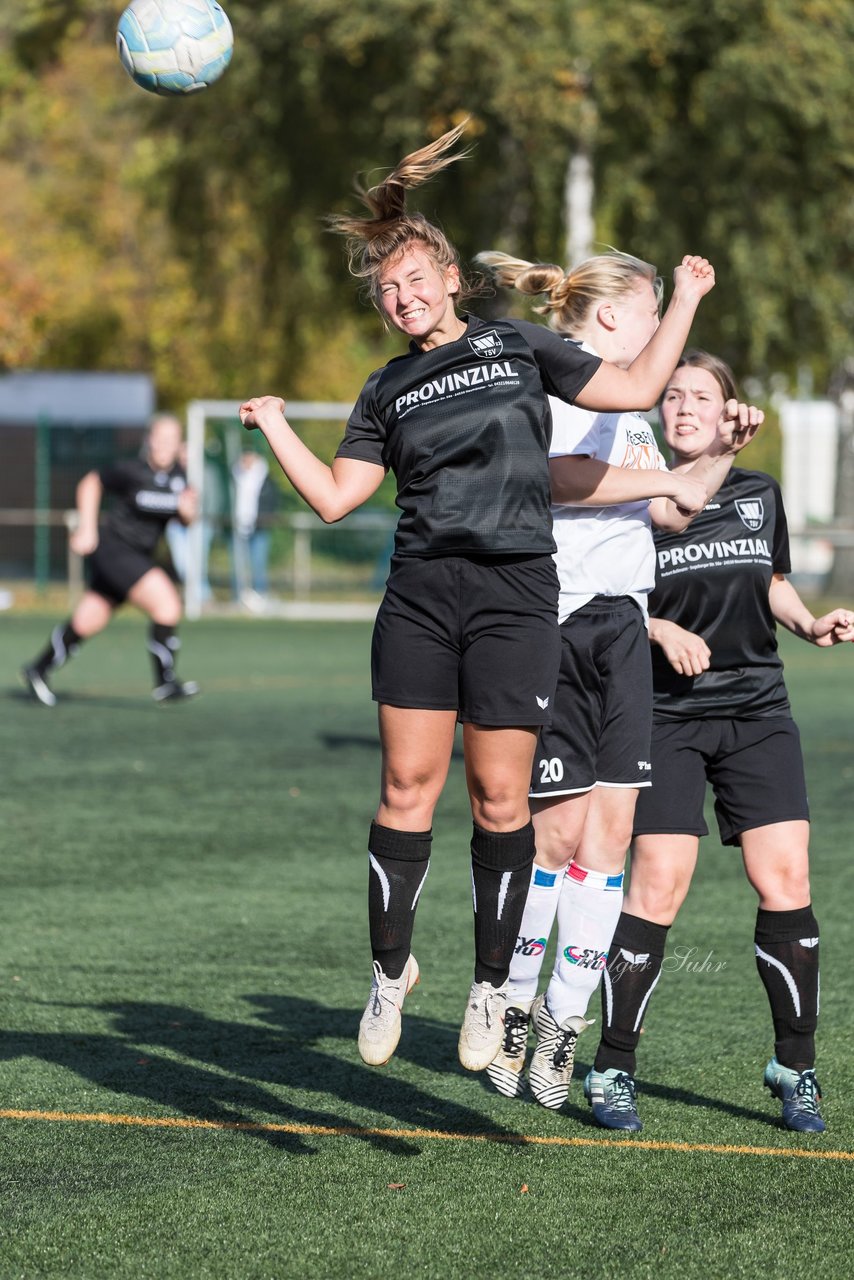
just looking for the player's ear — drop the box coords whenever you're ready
[445,264,461,296]
[596,300,617,331]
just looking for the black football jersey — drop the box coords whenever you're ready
[99,458,188,555]
[336,314,601,557]
[650,469,792,719]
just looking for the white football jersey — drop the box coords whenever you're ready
[549,343,668,623]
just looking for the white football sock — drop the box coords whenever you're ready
[545,861,624,1024]
[505,862,569,1006]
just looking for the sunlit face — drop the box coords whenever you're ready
[659,365,725,461]
[609,279,661,368]
[378,244,460,347]
[147,417,183,471]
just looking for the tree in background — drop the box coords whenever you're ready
[1,0,851,411]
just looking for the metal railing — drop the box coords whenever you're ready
[2,509,853,607]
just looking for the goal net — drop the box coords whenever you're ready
[183,399,393,619]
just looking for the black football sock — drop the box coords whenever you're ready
[32,621,82,677]
[368,822,432,980]
[470,822,536,987]
[594,913,670,1075]
[754,905,820,1072]
[148,623,180,687]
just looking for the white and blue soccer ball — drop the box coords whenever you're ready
[117,0,234,96]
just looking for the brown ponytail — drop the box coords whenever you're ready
[328,123,477,309]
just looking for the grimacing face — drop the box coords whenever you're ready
[659,365,725,461]
[377,244,459,342]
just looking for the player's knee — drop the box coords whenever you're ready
[627,876,685,926]
[596,817,635,863]
[152,608,182,628]
[755,865,811,911]
[533,822,579,870]
[470,787,529,833]
[381,771,441,823]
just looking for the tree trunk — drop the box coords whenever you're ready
[564,145,594,268]
[828,358,854,594]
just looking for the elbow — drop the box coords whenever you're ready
[669,511,694,533]
[550,486,580,505]
[314,499,349,525]
[653,512,691,534]
[634,388,659,412]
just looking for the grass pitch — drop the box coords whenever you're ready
[1,614,852,1278]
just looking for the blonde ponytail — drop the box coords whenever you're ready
[476,248,662,337]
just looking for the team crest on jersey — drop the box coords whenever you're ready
[735,498,764,530]
[468,329,503,359]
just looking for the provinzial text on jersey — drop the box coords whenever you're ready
[658,537,771,570]
[134,489,183,512]
[395,361,518,416]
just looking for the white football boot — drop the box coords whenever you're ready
[358,956,420,1066]
[458,978,508,1071]
[486,999,533,1097]
[528,993,592,1109]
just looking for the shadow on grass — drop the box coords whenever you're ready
[477,1056,777,1129]
[1,994,520,1155]
[7,687,159,713]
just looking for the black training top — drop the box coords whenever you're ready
[98,458,189,556]
[649,468,792,720]
[336,314,602,556]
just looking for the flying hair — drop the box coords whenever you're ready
[475,249,663,337]
[327,122,477,308]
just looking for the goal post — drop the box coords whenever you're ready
[183,399,357,619]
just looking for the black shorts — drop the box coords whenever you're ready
[530,596,653,798]
[371,553,560,725]
[87,533,158,605]
[633,717,810,846]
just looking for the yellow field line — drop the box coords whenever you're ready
[1,1108,851,1161]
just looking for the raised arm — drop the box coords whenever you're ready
[769,575,854,647]
[239,396,385,523]
[69,471,103,556]
[653,398,764,525]
[575,257,715,412]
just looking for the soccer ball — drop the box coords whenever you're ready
[116,0,234,96]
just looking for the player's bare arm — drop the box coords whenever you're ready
[549,455,706,516]
[574,256,715,412]
[648,617,712,677]
[69,471,103,557]
[239,395,385,523]
[176,487,198,525]
[673,398,764,496]
[648,398,764,533]
[769,574,854,647]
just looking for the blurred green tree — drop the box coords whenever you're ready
[1,0,851,414]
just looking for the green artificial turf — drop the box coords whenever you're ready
[1,615,851,1278]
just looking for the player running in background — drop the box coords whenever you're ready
[22,414,199,706]
[584,350,854,1133]
[475,254,761,1108]
[239,123,718,1074]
